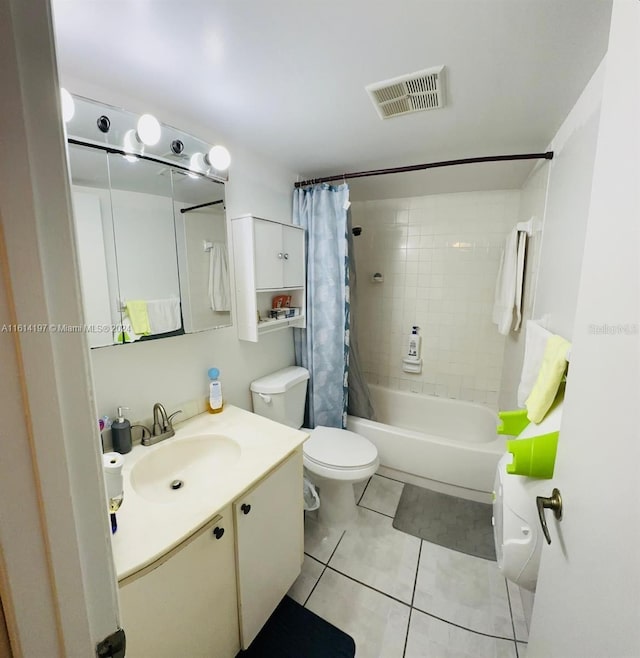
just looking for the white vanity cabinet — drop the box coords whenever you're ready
[116,446,304,657]
[234,449,304,648]
[118,507,239,658]
[232,214,306,341]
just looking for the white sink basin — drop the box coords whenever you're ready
[130,435,241,503]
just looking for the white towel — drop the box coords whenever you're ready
[517,320,552,407]
[492,227,527,335]
[513,232,527,331]
[146,298,181,334]
[208,242,231,312]
[492,228,518,335]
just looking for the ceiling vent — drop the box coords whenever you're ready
[366,66,446,119]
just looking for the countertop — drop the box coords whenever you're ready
[110,405,308,581]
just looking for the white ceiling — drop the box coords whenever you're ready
[51,1,612,199]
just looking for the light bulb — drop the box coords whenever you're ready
[190,152,207,173]
[136,113,161,146]
[122,130,139,162]
[207,145,231,170]
[60,88,75,122]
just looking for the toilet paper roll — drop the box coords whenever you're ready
[102,452,124,501]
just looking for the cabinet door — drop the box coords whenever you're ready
[235,450,304,648]
[282,225,305,288]
[119,510,239,658]
[253,220,284,290]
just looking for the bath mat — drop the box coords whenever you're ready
[393,484,496,561]
[236,595,356,658]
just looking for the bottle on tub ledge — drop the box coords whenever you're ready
[208,367,224,414]
[403,326,423,374]
[407,326,421,361]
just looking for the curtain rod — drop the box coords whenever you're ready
[294,151,554,188]
[180,199,224,214]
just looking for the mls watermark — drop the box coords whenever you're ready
[588,323,639,336]
[1,323,124,334]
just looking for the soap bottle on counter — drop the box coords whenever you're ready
[208,368,224,414]
[111,406,132,454]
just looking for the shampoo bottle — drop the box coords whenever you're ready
[208,368,224,414]
[407,326,421,361]
[111,407,132,454]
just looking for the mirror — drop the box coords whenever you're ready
[172,170,231,332]
[65,97,231,347]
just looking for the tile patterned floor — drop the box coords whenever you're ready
[289,474,530,658]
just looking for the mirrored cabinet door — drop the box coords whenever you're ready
[68,144,122,348]
[108,153,184,340]
[172,170,231,332]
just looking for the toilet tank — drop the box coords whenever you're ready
[250,367,310,428]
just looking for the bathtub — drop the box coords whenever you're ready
[347,385,505,500]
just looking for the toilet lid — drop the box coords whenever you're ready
[304,426,378,469]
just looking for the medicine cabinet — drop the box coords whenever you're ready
[65,95,232,348]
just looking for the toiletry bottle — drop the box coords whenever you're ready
[208,368,224,414]
[111,406,132,453]
[408,326,421,360]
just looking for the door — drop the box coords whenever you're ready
[254,218,284,289]
[119,510,239,658]
[282,224,305,288]
[527,3,640,657]
[234,450,304,648]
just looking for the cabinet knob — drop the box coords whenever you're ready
[277,252,283,259]
[213,526,225,540]
[283,253,289,260]
[241,503,251,515]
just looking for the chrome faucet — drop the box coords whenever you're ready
[141,403,182,446]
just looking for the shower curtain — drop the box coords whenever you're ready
[346,210,375,421]
[293,183,350,429]
[293,184,375,428]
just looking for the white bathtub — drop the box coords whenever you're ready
[347,385,505,499]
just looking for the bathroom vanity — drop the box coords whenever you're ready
[112,405,307,657]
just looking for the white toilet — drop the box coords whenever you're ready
[250,366,379,527]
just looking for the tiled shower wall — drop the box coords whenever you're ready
[351,190,520,409]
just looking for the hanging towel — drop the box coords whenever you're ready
[208,242,231,312]
[492,227,527,335]
[526,335,571,423]
[517,320,552,407]
[124,300,151,335]
[146,298,181,334]
[513,231,527,331]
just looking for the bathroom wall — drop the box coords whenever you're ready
[498,57,605,409]
[61,77,299,426]
[351,190,520,408]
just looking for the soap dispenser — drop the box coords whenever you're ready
[111,406,132,454]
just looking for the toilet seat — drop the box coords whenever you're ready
[303,426,379,481]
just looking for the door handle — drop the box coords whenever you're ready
[536,488,562,545]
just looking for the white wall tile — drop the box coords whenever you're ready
[355,190,518,408]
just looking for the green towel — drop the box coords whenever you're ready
[526,335,570,423]
[125,300,151,335]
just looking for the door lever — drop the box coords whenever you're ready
[536,488,563,545]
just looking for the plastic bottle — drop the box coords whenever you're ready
[208,368,224,414]
[111,406,132,454]
[407,326,421,360]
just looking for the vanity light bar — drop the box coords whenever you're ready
[63,92,231,180]
[66,137,227,184]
